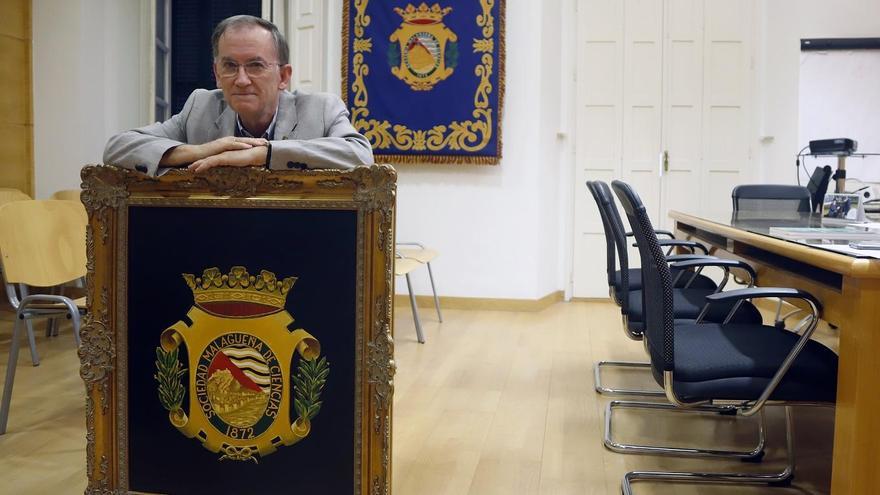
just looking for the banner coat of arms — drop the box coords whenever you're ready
[343,1,506,164]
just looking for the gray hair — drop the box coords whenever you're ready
[211,15,289,65]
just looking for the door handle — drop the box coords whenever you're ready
[663,150,669,173]
[659,151,665,177]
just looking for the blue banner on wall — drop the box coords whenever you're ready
[343,1,506,165]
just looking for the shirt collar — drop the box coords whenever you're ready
[235,104,280,140]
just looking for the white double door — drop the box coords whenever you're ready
[572,0,755,298]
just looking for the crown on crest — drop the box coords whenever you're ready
[184,267,297,316]
[394,3,452,23]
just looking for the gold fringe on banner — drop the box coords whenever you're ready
[375,154,500,166]
[341,0,506,166]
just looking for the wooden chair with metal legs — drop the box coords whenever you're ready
[396,242,442,323]
[0,188,30,204]
[49,189,82,202]
[395,256,426,344]
[0,189,34,356]
[0,200,88,434]
[46,190,84,340]
[609,180,837,493]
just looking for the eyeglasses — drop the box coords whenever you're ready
[216,60,281,78]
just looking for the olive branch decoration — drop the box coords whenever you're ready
[293,356,330,421]
[154,347,186,411]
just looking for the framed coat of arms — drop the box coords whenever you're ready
[343,1,506,165]
[79,165,396,494]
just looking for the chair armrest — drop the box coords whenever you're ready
[702,287,826,417]
[633,239,709,254]
[704,287,821,311]
[626,230,675,239]
[665,254,715,262]
[670,258,757,285]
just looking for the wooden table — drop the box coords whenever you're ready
[670,210,880,495]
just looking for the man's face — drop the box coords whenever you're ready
[214,25,292,123]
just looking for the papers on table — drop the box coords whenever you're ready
[768,226,880,241]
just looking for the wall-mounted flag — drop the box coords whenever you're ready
[343,1,506,165]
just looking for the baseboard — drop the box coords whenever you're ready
[569,297,612,303]
[394,290,565,312]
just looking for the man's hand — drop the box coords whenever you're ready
[160,136,268,166]
[187,146,269,173]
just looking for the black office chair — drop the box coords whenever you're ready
[609,180,837,493]
[587,181,763,396]
[587,181,716,302]
[806,166,833,213]
[731,184,812,213]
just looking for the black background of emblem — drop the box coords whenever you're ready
[127,206,357,494]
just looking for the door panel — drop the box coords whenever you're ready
[702,0,752,216]
[660,0,703,229]
[707,42,745,105]
[573,0,624,297]
[572,0,755,297]
[622,0,663,224]
[703,171,740,213]
[289,0,325,92]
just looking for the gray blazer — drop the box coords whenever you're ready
[103,89,374,175]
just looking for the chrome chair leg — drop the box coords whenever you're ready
[620,406,796,495]
[0,317,25,434]
[25,319,39,366]
[594,361,664,397]
[17,284,40,366]
[605,400,767,459]
[405,273,425,344]
[426,261,443,323]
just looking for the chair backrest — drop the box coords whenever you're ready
[50,189,82,202]
[587,181,636,309]
[805,166,832,213]
[586,181,617,287]
[0,188,30,206]
[611,180,674,378]
[0,200,87,286]
[731,184,812,213]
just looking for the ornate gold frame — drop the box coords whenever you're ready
[342,0,506,165]
[79,165,396,494]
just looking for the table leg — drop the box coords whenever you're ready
[831,276,880,494]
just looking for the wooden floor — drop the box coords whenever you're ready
[0,301,836,494]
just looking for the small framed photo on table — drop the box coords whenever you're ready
[822,192,866,224]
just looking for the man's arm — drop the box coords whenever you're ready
[103,89,267,175]
[103,90,200,175]
[268,96,374,171]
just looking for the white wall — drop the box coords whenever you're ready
[387,2,569,300]
[322,2,569,300]
[755,0,880,186]
[33,0,146,199]
[799,50,880,183]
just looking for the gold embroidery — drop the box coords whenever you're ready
[348,0,500,161]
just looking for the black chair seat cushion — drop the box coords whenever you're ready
[672,322,838,403]
[628,318,705,335]
[626,288,763,325]
[614,268,716,298]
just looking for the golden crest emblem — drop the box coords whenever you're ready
[154,266,329,463]
[388,3,458,91]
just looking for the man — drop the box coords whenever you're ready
[104,15,373,175]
